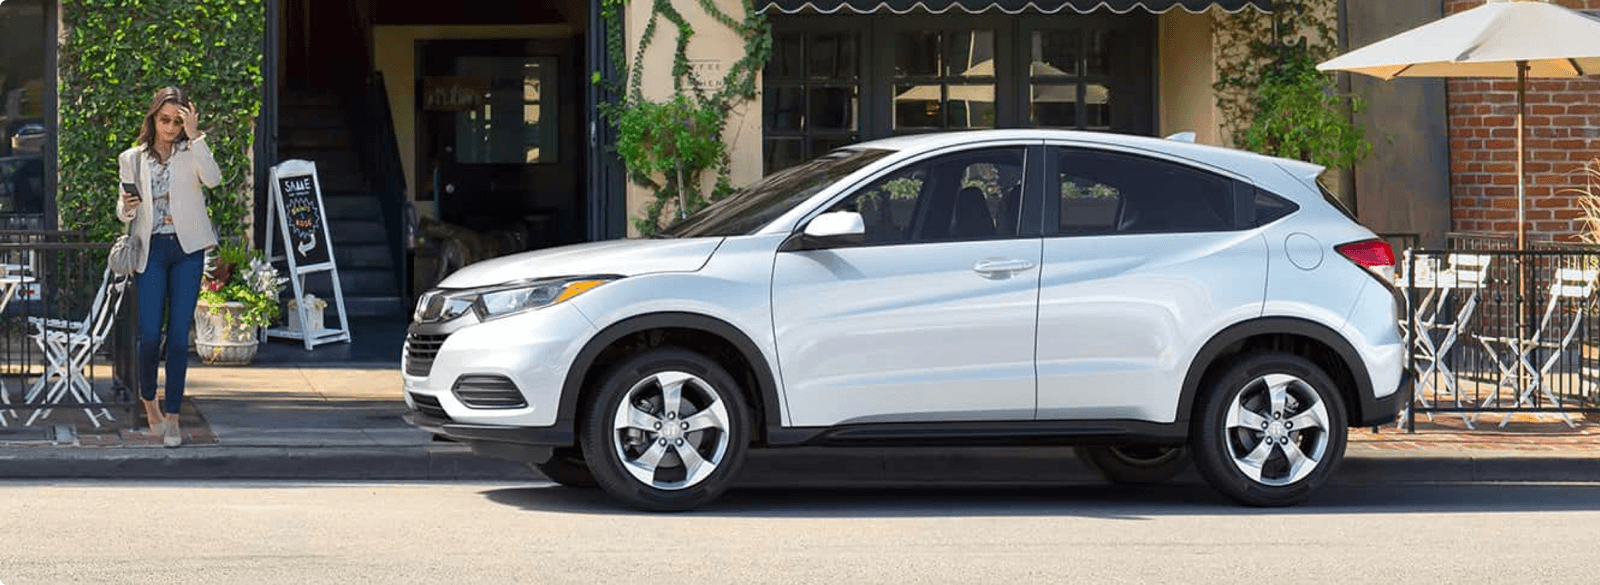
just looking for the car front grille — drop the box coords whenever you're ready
[404,333,449,377]
[409,392,451,421]
[452,375,528,409]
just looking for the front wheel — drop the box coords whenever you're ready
[1191,353,1348,507]
[580,347,752,511]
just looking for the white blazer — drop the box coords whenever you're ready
[116,136,222,273]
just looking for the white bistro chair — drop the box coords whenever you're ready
[1403,252,1492,428]
[1473,266,1597,429]
[4,267,130,427]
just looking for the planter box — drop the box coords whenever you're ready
[194,300,259,365]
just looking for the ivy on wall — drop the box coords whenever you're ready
[1214,0,1369,170]
[598,0,771,235]
[57,0,263,243]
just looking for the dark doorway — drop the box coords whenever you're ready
[416,38,587,253]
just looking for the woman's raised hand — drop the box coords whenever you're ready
[181,104,202,140]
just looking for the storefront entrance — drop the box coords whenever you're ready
[271,0,607,310]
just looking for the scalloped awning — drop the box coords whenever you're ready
[755,0,1271,15]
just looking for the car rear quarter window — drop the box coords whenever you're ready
[1253,188,1300,227]
[1056,149,1235,235]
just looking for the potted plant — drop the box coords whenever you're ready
[194,241,286,365]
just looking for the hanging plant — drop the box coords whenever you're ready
[598,0,772,236]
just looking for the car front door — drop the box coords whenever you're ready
[1035,145,1267,423]
[771,144,1044,427]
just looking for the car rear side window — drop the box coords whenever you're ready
[1253,188,1300,227]
[1056,149,1235,235]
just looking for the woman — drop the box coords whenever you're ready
[116,86,221,448]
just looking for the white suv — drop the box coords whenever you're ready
[403,130,1410,510]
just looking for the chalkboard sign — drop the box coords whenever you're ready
[275,173,331,267]
[266,159,351,350]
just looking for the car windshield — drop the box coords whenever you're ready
[657,148,894,238]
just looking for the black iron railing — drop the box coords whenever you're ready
[1401,247,1600,430]
[0,231,136,428]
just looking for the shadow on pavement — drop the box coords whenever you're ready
[480,481,1600,518]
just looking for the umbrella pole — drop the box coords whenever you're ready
[1516,60,1528,250]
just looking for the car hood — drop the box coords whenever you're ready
[435,237,724,289]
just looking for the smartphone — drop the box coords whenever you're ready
[122,182,141,200]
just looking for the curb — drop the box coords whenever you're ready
[0,445,1594,484]
[1336,450,1600,484]
[0,445,537,481]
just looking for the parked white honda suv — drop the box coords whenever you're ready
[403,129,1409,510]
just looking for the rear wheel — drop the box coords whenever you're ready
[1191,352,1348,507]
[1075,445,1190,484]
[580,347,752,511]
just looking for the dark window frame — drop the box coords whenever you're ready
[763,12,1157,175]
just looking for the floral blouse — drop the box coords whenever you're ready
[149,156,176,235]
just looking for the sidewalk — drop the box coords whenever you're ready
[1,361,1596,484]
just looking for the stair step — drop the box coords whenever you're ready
[300,266,400,299]
[277,108,350,131]
[320,194,381,221]
[326,219,391,246]
[280,92,343,108]
[279,127,354,151]
[332,243,395,269]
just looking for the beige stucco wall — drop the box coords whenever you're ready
[373,24,576,219]
[623,0,763,234]
[1157,11,1220,146]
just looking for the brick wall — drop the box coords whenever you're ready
[1444,0,1600,241]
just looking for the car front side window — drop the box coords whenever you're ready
[826,147,1026,245]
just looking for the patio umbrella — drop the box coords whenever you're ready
[1317,0,1600,248]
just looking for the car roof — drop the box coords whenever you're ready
[847,129,1323,183]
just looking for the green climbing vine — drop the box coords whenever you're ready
[1214,0,1369,170]
[597,0,771,235]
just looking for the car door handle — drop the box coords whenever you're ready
[973,258,1036,276]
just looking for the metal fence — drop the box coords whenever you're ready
[0,231,137,428]
[1401,246,1600,430]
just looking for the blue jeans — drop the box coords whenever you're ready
[136,234,204,414]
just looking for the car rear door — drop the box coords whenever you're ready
[1035,144,1267,423]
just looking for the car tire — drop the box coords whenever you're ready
[1075,445,1191,484]
[1191,352,1348,507]
[528,448,596,488]
[580,347,752,511]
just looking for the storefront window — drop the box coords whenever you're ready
[763,31,862,172]
[763,14,1152,173]
[0,0,51,224]
[892,29,996,132]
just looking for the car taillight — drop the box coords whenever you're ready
[1336,239,1395,270]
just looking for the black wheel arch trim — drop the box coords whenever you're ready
[555,312,784,443]
[1178,316,1397,429]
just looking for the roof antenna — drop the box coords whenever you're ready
[1164,131,1196,143]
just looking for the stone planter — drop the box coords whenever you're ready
[194,300,260,365]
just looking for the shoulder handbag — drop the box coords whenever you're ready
[108,154,143,276]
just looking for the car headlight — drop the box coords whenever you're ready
[415,277,617,324]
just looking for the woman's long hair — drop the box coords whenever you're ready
[137,86,191,159]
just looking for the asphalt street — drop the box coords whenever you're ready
[3,480,1599,584]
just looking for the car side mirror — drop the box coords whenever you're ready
[781,211,866,251]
